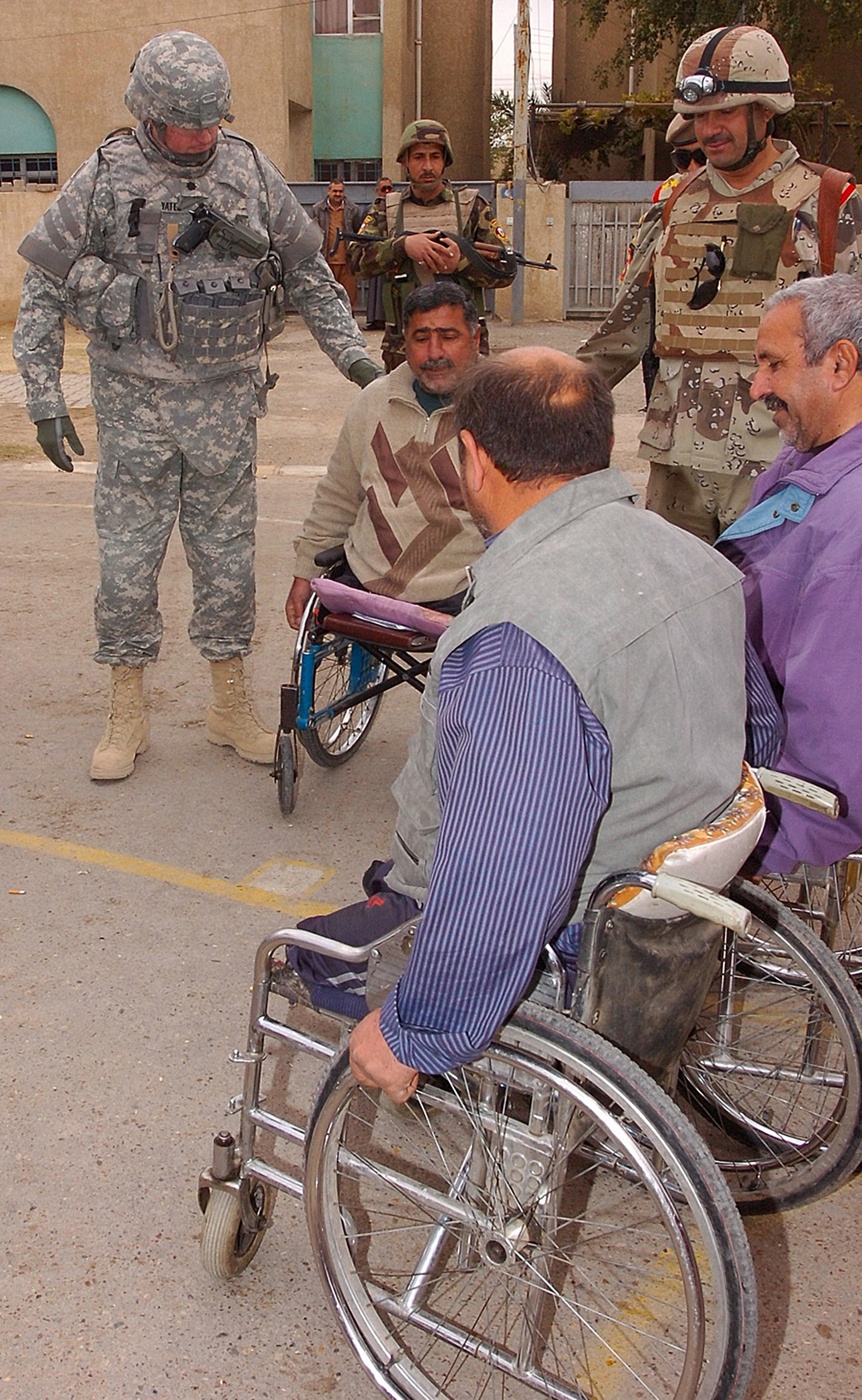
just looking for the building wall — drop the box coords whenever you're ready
[419,0,492,179]
[0,2,495,321]
[0,190,54,321]
[494,180,568,322]
[551,2,670,105]
[0,1,306,182]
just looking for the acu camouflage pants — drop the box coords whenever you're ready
[93,422,257,667]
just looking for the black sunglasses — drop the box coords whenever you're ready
[688,241,726,310]
[671,147,707,173]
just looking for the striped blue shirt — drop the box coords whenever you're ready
[379,623,611,1074]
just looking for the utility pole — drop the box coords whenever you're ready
[511,0,530,324]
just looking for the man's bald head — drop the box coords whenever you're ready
[453,349,614,483]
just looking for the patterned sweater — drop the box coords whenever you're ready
[292,362,484,601]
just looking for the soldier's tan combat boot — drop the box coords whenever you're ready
[205,657,275,763]
[90,665,149,781]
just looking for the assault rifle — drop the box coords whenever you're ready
[335,228,556,272]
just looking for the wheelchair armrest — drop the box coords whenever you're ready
[324,612,438,652]
[313,545,348,571]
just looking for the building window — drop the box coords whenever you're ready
[315,158,382,182]
[0,153,58,187]
[0,86,57,189]
[314,0,382,35]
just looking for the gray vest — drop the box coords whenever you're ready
[389,468,747,919]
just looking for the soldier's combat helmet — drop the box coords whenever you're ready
[673,25,794,116]
[125,31,234,128]
[396,120,454,167]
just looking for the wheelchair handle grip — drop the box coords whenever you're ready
[651,873,751,935]
[754,768,840,818]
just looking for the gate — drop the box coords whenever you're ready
[567,181,655,318]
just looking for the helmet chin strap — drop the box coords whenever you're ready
[723,105,769,171]
[144,121,217,171]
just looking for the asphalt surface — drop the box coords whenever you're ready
[2,320,861,1398]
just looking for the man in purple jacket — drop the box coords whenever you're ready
[718,273,862,872]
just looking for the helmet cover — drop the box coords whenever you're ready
[673,25,794,116]
[396,119,454,167]
[125,30,233,128]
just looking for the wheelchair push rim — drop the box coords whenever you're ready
[305,1005,756,1400]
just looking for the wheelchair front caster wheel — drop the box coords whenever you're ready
[273,730,297,817]
[200,1181,272,1279]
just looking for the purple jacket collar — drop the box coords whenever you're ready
[751,418,862,506]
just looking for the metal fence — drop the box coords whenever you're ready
[567,181,655,318]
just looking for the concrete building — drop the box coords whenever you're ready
[0,0,493,320]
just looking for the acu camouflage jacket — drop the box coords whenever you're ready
[13,125,369,423]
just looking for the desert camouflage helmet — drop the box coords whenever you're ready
[125,31,233,128]
[674,24,794,116]
[396,120,454,167]
[665,113,697,146]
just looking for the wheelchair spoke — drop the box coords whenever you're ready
[679,881,862,1210]
[306,1009,755,1399]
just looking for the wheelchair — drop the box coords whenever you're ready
[726,772,862,986]
[673,770,862,1212]
[756,856,862,985]
[197,768,862,1397]
[273,548,441,816]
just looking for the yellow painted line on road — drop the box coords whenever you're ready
[0,828,337,918]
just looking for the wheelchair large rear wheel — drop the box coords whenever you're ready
[299,637,385,768]
[678,879,862,1212]
[305,1004,756,1400]
[759,858,862,985]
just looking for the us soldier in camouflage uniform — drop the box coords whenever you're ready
[13,31,381,782]
[348,120,517,371]
[579,24,862,542]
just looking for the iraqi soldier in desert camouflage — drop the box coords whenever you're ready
[348,120,517,371]
[13,30,382,782]
[579,24,862,542]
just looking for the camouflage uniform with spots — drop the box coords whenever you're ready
[579,144,862,539]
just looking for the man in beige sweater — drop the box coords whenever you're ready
[286,282,484,627]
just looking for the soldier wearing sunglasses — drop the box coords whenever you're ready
[580,24,862,543]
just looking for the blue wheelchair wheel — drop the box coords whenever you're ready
[299,636,386,768]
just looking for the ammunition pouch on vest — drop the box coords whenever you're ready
[158,274,266,366]
[732,204,791,278]
[654,159,851,359]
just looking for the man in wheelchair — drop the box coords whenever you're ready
[718,274,862,873]
[275,348,777,1102]
[285,282,485,629]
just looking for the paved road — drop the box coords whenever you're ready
[2,321,860,1398]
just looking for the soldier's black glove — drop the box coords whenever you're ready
[348,357,385,389]
[35,416,85,473]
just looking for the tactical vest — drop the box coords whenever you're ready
[19,130,304,380]
[387,470,746,919]
[654,160,825,359]
[385,186,478,285]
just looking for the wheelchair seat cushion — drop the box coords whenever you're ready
[312,577,451,639]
